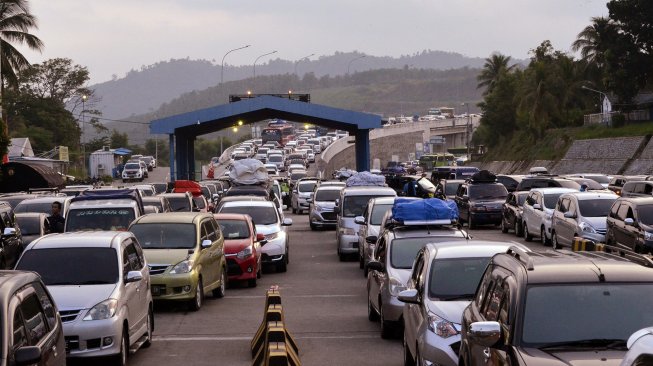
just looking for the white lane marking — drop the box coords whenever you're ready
[154,334,379,342]
[225,294,358,299]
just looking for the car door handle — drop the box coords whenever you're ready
[483,347,491,361]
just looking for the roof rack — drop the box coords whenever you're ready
[506,245,534,270]
[573,242,653,268]
[385,218,458,230]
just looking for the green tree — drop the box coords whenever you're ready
[607,0,653,57]
[110,129,128,148]
[475,69,520,147]
[476,53,515,95]
[571,17,618,69]
[0,0,44,87]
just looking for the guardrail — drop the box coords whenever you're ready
[251,286,300,366]
[583,110,650,126]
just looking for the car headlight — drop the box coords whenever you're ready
[389,277,407,297]
[265,232,281,241]
[314,204,323,211]
[237,245,253,259]
[339,227,355,236]
[580,222,597,234]
[169,259,194,274]
[645,231,653,241]
[83,299,118,321]
[427,313,459,338]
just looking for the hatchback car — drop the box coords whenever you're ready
[218,201,292,272]
[400,241,528,366]
[551,192,619,248]
[16,231,153,364]
[521,188,577,245]
[291,178,318,214]
[0,270,66,366]
[129,213,227,311]
[160,192,193,212]
[606,197,653,254]
[308,185,343,230]
[215,213,263,287]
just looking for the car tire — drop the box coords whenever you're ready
[277,255,288,272]
[248,277,257,287]
[501,219,509,233]
[551,231,560,249]
[114,327,128,366]
[523,222,533,241]
[380,303,395,339]
[142,308,153,348]
[515,221,523,237]
[367,291,379,322]
[292,207,297,214]
[189,278,203,311]
[310,221,317,230]
[541,226,550,246]
[122,179,127,183]
[403,333,416,366]
[359,253,364,269]
[212,270,226,298]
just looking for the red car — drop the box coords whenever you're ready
[214,213,264,287]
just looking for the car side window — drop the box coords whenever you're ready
[20,293,48,345]
[567,199,577,215]
[210,219,222,241]
[617,204,629,221]
[412,253,425,291]
[627,207,635,220]
[200,221,210,241]
[536,193,543,206]
[126,243,142,271]
[375,238,387,262]
[32,282,57,330]
[560,198,570,213]
[498,283,510,324]
[610,203,620,218]
[484,280,505,321]
[12,306,28,350]
[475,267,493,307]
[122,246,132,274]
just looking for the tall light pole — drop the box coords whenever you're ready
[221,44,250,84]
[581,85,608,123]
[253,50,277,78]
[81,94,88,177]
[294,53,314,76]
[347,54,366,74]
[461,102,471,159]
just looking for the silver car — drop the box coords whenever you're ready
[621,327,653,366]
[399,241,529,366]
[308,185,343,230]
[551,191,618,248]
[291,179,318,214]
[366,223,468,339]
[16,231,153,364]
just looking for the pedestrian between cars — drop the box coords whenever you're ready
[580,183,588,192]
[46,201,65,233]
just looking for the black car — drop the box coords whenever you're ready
[0,270,66,365]
[497,174,523,192]
[515,176,580,191]
[0,201,24,269]
[454,172,508,229]
[606,196,653,253]
[459,247,653,366]
[501,191,529,236]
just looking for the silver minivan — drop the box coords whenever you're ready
[335,186,396,261]
[551,191,619,248]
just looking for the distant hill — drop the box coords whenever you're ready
[91,50,502,121]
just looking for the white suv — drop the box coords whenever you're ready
[521,188,576,245]
[122,162,144,182]
[16,231,153,364]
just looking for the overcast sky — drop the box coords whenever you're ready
[20,0,609,84]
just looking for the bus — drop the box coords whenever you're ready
[418,153,456,171]
[261,120,295,146]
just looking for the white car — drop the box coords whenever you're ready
[122,162,145,182]
[268,154,285,172]
[521,188,577,245]
[307,153,315,163]
[16,231,153,363]
[288,164,305,175]
[622,327,653,366]
[264,163,279,175]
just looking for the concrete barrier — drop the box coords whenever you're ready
[251,286,300,366]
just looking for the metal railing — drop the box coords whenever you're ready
[583,110,650,126]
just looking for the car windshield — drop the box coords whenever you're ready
[315,189,341,202]
[429,257,491,300]
[469,184,508,200]
[220,206,279,225]
[290,173,307,181]
[370,203,393,225]
[14,201,52,214]
[390,237,464,269]
[125,163,139,170]
[298,182,316,193]
[638,205,653,226]
[585,175,610,184]
[445,182,462,196]
[543,193,565,209]
[144,202,163,212]
[269,155,283,162]
[129,223,197,249]
[167,197,191,212]
[342,195,382,217]
[218,219,250,239]
[578,198,616,217]
[65,208,135,232]
[192,197,206,209]
[15,216,41,235]
[522,284,653,347]
[517,194,528,206]
[17,248,119,285]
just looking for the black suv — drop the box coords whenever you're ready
[454,176,508,229]
[606,197,653,253]
[0,201,24,269]
[515,176,580,191]
[0,270,66,365]
[459,247,653,365]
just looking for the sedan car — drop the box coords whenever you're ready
[15,212,48,246]
[215,213,263,287]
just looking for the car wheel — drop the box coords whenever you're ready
[501,219,509,233]
[403,333,416,366]
[189,278,203,311]
[142,308,153,348]
[551,231,560,249]
[380,303,395,339]
[212,269,226,298]
[292,207,296,214]
[523,222,533,241]
[310,221,316,230]
[0,256,6,270]
[277,255,288,272]
[541,226,549,246]
[248,277,257,287]
[367,291,379,322]
[114,327,128,366]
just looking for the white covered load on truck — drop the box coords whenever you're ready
[228,158,269,185]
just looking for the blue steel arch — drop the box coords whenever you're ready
[150,95,381,180]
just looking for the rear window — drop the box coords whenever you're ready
[125,163,140,170]
[14,202,52,214]
[315,189,341,202]
[217,219,250,239]
[298,182,316,193]
[269,155,283,163]
[219,205,279,226]
[130,223,197,249]
[342,195,393,218]
[15,216,41,235]
[469,184,508,200]
[578,198,617,217]
[290,173,307,181]
[445,182,462,196]
[17,248,119,285]
[167,197,191,212]
[429,257,491,300]
[65,208,136,232]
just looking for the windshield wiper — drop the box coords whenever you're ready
[539,338,626,350]
[438,294,475,301]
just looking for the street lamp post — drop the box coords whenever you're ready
[294,53,314,76]
[81,94,88,177]
[461,102,471,159]
[253,51,277,78]
[581,85,608,123]
[221,44,251,84]
[347,55,366,74]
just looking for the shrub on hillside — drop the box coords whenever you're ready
[612,114,626,128]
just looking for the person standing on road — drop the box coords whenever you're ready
[47,201,65,233]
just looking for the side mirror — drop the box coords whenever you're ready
[467,321,502,348]
[334,207,340,214]
[282,205,288,210]
[365,235,378,244]
[397,289,420,304]
[201,239,213,248]
[125,270,143,283]
[354,216,366,225]
[533,203,542,210]
[563,212,577,219]
[306,198,313,203]
[366,260,385,273]
[625,218,635,226]
[282,218,293,226]
[212,194,220,200]
[2,227,16,237]
[14,346,41,366]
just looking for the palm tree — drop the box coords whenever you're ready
[571,16,616,69]
[0,0,44,87]
[477,53,515,95]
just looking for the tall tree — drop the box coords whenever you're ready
[571,17,618,69]
[607,0,653,57]
[477,54,515,95]
[0,0,44,87]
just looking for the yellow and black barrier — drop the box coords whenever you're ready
[251,286,300,366]
[571,237,604,252]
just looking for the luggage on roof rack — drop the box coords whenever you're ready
[345,171,386,187]
[469,170,497,183]
[391,198,458,224]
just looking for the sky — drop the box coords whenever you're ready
[19,0,609,84]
